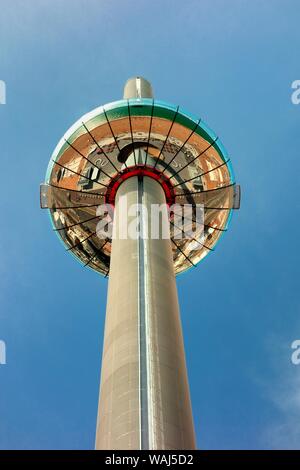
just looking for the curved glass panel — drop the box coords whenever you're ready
[43,98,238,276]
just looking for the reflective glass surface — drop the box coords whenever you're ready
[42,99,239,275]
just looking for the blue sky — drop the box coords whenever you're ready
[0,0,299,449]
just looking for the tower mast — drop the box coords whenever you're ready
[41,76,240,451]
[95,78,196,450]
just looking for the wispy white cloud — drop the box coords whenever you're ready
[260,334,300,449]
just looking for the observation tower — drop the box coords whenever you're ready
[41,77,240,450]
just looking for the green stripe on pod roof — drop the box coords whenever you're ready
[48,98,230,180]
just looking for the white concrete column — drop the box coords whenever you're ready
[95,174,196,450]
